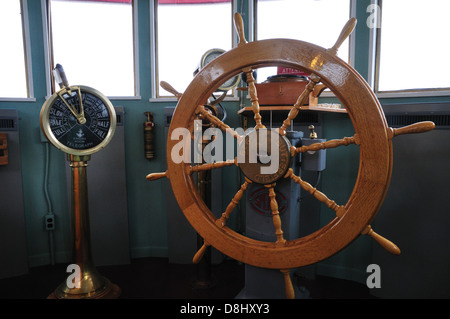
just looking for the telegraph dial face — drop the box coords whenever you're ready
[40,85,116,156]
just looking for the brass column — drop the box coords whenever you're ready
[48,155,120,299]
[192,129,215,289]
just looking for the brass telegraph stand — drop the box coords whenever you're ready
[47,154,120,299]
[40,64,120,299]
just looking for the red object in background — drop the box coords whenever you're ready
[277,67,309,77]
[158,0,230,4]
[78,0,229,5]
[86,0,132,3]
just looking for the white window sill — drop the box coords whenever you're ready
[376,90,450,99]
[0,97,36,102]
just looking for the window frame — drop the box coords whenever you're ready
[0,0,34,102]
[150,0,240,101]
[151,0,356,101]
[253,0,355,62]
[370,0,450,98]
[253,0,356,98]
[46,0,140,100]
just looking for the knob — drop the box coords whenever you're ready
[309,125,317,139]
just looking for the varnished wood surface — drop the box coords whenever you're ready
[165,37,393,270]
[237,104,348,115]
[147,14,434,275]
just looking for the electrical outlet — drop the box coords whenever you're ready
[45,214,55,230]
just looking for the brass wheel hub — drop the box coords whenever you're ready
[238,129,291,185]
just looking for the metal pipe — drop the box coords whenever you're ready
[49,155,120,299]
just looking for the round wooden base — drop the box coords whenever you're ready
[47,279,121,299]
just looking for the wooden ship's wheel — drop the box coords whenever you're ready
[148,13,435,298]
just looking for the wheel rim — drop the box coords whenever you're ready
[166,38,393,269]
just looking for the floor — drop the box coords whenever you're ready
[0,257,377,299]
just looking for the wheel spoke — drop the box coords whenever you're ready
[146,170,168,181]
[265,184,286,245]
[285,168,401,256]
[278,74,321,136]
[193,177,251,264]
[327,18,357,56]
[160,81,182,100]
[234,12,247,46]
[188,158,237,174]
[361,225,401,255]
[277,18,357,137]
[215,177,251,228]
[280,269,295,299]
[291,134,360,156]
[196,105,243,141]
[243,67,265,129]
[388,121,435,139]
[234,12,264,129]
[285,168,344,217]
[193,239,210,264]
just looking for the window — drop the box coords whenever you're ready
[376,0,450,94]
[50,0,135,97]
[0,0,28,98]
[156,0,232,97]
[256,0,351,82]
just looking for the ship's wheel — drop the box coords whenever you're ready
[147,13,435,298]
